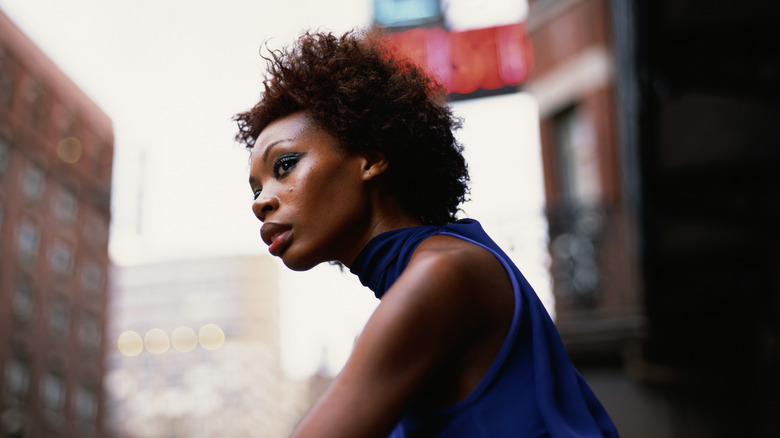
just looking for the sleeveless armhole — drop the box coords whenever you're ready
[423,230,523,416]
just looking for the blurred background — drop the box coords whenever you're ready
[0,0,778,437]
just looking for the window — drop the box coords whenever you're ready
[41,373,65,426]
[549,105,604,308]
[75,387,98,422]
[78,314,102,351]
[49,297,70,340]
[16,218,40,263]
[50,239,75,275]
[56,111,75,139]
[553,105,602,206]
[24,82,47,128]
[3,359,30,405]
[21,162,45,202]
[12,280,35,323]
[81,261,105,294]
[53,186,78,223]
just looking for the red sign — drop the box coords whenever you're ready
[387,23,533,96]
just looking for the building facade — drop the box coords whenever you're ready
[0,9,114,438]
[526,0,644,359]
[106,255,310,438]
[527,0,780,436]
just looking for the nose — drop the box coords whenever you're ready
[252,192,280,222]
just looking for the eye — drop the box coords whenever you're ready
[253,188,262,200]
[273,153,301,177]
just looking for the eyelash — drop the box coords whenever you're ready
[253,153,301,200]
[273,153,300,177]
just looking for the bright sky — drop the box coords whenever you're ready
[0,0,374,263]
[0,0,548,378]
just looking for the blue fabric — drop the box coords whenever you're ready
[350,219,619,437]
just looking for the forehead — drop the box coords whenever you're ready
[253,111,313,154]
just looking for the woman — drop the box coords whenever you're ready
[235,30,618,438]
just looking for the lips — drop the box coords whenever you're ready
[260,223,292,256]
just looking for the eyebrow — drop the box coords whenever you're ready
[261,138,293,164]
[248,138,294,186]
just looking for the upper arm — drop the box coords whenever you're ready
[290,236,513,438]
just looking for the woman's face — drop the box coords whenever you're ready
[248,111,374,271]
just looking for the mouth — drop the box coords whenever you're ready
[260,223,292,256]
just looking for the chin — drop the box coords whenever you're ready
[280,255,321,272]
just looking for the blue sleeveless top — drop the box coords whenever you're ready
[349,219,618,437]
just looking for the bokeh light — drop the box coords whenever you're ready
[56,137,82,163]
[171,326,198,352]
[144,328,170,354]
[117,330,143,357]
[198,324,225,351]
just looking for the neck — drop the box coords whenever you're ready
[339,190,422,269]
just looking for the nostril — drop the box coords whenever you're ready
[252,203,267,221]
[262,205,273,213]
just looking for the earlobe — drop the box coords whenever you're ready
[362,152,389,181]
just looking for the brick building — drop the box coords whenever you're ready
[0,9,114,438]
[526,0,644,357]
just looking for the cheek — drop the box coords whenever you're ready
[295,159,365,216]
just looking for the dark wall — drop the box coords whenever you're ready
[635,0,780,435]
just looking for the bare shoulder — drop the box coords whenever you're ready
[365,231,515,341]
[377,233,515,406]
[401,233,511,301]
[381,233,514,341]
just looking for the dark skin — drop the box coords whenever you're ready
[249,111,515,438]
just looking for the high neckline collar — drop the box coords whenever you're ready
[349,225,438,299]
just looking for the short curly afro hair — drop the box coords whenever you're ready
[234,29,469,226]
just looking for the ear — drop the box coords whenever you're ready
[360,152,389,181]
